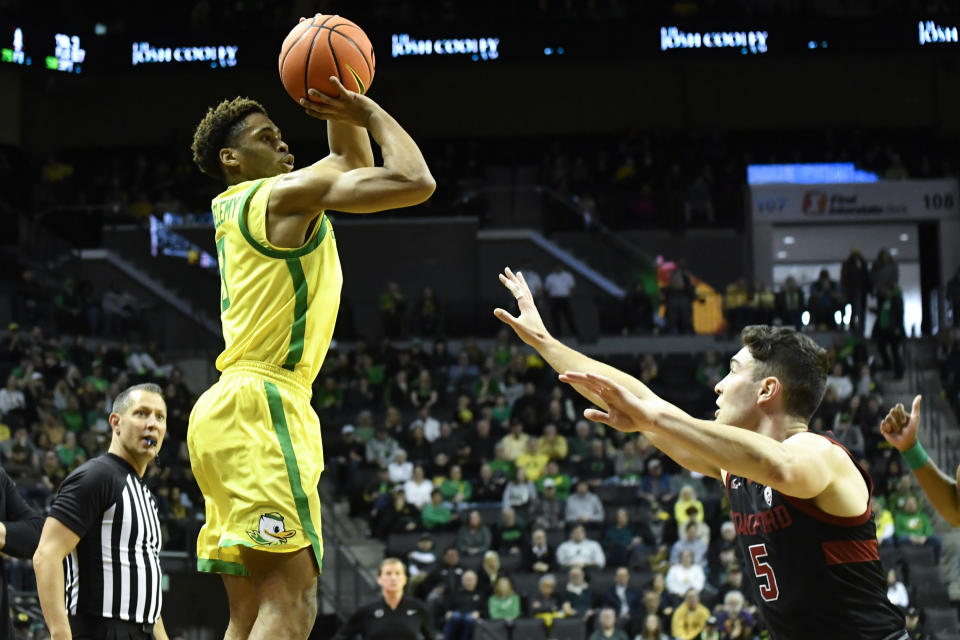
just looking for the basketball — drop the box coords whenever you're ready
[278,14,376,104]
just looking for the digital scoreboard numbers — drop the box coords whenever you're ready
[49,32,85,72]
[1,27,84,72]
[1,27,30,65]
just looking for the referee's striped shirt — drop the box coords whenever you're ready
[49,453,163,624]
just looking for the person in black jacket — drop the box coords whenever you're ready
[601,567,641,630]
[525,528,554,574]
[442,570,484,640]
[0,466,42,640]
[873,283,905,379]
[333,558,434,640]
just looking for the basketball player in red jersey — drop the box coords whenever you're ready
[495,268,906,640]
[881,395,960,526]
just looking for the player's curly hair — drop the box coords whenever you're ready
[742,325,831,421]
[191,97,268,179]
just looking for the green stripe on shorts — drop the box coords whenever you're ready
[263,380,323,573]
[197,558,250,577]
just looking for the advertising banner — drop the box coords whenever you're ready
[750,179,959,222]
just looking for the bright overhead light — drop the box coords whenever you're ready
[783,236,795,245]
[776,250,788,259]
[899,233,909,242]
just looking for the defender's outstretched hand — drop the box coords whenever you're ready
[560,371,662,433]
[494,267,550,348]
[881,394,922,452]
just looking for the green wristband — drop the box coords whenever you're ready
[902,441,929,471]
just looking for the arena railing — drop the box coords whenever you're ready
[318,501,378,621]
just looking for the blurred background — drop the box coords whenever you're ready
[2,1,960,638]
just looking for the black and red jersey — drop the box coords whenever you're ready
[725,434,905,640]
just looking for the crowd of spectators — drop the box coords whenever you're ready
[0,236,945,639]
[0,259,202,573]
[2,126,957,244]
[0,257,950,636]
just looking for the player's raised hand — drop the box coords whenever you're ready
[559,371,658,433]
[881,394,922,452]
[299,76,374,127]
[494,267,550,347]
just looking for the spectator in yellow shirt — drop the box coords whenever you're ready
[516,438,550,483]
[873,497,895,545]
[499,420,529,461]
[537,423,569,461]
[671,589,711,640]
[673,485,705,527]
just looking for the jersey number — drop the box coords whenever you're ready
[748,543,779,601]
[216,236,231,312]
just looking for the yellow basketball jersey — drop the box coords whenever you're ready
[210,176,342,383]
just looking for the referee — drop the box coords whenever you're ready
[34,383,170,640]
[333,558,434,640]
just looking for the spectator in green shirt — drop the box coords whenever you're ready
[56,431,87,470]
[603,508,646,568]
[85,361,110,393]
[567,420,595,465]
[894,496,941,562]
[490,395,511,426]
[440,465,473,508]
[423,489,458,531]
[457,510,492,557]
[489,444,516,482]
[536,460,572,500]
[60,395,87,433]
[488,576,521,621]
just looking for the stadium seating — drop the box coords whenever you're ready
[512,618,547,640]
[923,607,960,636]
[474,619,509,640]
[551,617,587,640]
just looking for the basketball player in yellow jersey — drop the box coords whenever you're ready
[188,76,434,640]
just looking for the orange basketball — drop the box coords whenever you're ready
[278,14,376,103]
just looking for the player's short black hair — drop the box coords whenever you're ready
[742,325,831,422]
[191,97,268,179]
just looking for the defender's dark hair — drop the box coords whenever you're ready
[741,325,831,421]
[191,97,268,179]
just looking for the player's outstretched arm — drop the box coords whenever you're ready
[494,267,719,478]
[34,517,81,640]
[882,395,960,526]
[274,76,434,215]
[560,371,858,498]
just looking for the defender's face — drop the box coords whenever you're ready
[714,347,762,429]
[228,112,294,180]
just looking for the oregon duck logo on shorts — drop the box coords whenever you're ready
[247,512,297,545]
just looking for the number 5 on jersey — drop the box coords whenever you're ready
[749,543,779,601]
[217,236,231,311]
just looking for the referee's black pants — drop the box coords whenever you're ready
[70,614,154,640]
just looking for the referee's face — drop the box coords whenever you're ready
[377,562,407,595]
[111,390,167,473]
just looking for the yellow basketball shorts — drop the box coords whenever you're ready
[187,361,324,577]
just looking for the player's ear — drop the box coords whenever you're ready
[757,376,781,406]
[220,147,239,168]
